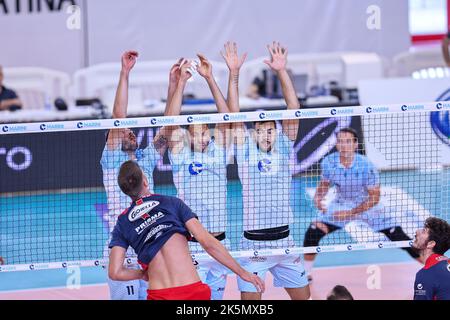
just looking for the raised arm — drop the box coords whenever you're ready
[106,51,138,150]
[112,51,138,118]
[163,61,192,154]
[221,41,247,113]
[153,59,184,155]
[264,42,300,140]
[185,218,265,293]
[197,53,228,113]
[196,53,230,146]
[221,42,248,145]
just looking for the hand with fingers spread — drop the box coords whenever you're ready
[121,51,139,74]
[196,53,213,80]
[221,41,247,74]
[264,41,288,73]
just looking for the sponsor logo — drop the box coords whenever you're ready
[62,262,67,268]
[40,123,64,131]
[188,162,204,175]
[447,263,450,273]
[135,212,165,234]
[331,108,353,115]
[366,106,389,114]
[144,224,172,243]
[285,249,291,254]
[128,201,160,222]
[126,258,132,265]
[253,250,259,257]
[94,260,100,266]
[435,102,450,110]
[29,264,35,270]
[316,247,322,253]
[378,243,384,249]
[347,245,353,251]
[431,90,450,146]
[258,111,284,120]
[409,240,414,247]
[186,115,210,123]
[113,119,138,127]
[2,125,27,133]
[77,121,101,129]
[295,110,319,117]
[151,117,175,125]
[401,104,424,112]
[225,114,247,121]
[257,159,272,173]
[417,283,423,290]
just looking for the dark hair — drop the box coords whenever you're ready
[424,217,450,255]
[118,160,143,199]
[337,127,358,142]
[255,120,277,129]
[327,285,354,300]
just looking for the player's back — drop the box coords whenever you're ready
[146,232,200,290]
[414,254,450,300]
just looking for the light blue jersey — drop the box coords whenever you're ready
[236,130,294,231]
[319,152,393,230]
[321,152,379,204]
[169,137,230,300]
[169,138,228,233]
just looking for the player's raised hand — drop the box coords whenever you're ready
[196,53,213,79]
[169,58,184,85]
[121,51,138,73]
[179,59,193,83]
[221,41,247,74]
[263,41,287,72]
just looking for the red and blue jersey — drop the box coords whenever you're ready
[414,254,450,300]
[108,194,198,266]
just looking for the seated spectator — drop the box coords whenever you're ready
[442,30,450,68]
[0,257,4,265]
[326,285,354,300]
[0,65,22,111]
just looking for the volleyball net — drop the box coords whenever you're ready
[0,101,449,272]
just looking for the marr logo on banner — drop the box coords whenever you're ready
[431,90,450,146]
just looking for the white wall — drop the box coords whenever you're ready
[0,0,410,73]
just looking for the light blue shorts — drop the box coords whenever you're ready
[190,239,232,300]
[237,254,309,292]
[107,277,148,300]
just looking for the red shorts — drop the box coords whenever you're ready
[147,281,211,300]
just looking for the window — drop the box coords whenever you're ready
[409,0,450,42]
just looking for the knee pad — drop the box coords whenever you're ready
[303,224,327,247]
